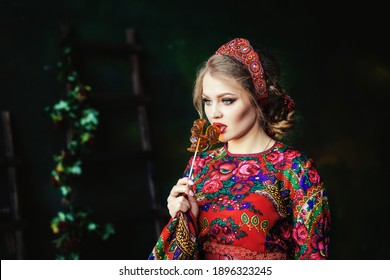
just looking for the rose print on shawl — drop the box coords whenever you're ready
[208,217,247,245]
[293,221,308,246]
[197,159,273,214]
[266,150,285,165]
[265,218,294,253]
[308,166,321,184]
[198,176,259,213]
[232,160,261,179]
[284,149,301,161]
[230,180,254,195]
[209,160,238,181]
[266,149,300,170]
[202,179,224,194]
[191,154,215,178]
[309,236,327,260]
[309,216,330,259]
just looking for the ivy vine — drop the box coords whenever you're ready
[46,41,114,259]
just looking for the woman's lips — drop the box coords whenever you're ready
[213,122,227,133]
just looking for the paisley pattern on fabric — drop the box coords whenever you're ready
[148,211,199,260]
[184,141,330,260]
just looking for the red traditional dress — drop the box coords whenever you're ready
[149,142,331,260]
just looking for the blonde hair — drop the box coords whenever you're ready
[192,53,295,140]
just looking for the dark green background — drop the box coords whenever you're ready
[1,0,389,259]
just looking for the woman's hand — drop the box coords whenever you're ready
[167,177,199,219]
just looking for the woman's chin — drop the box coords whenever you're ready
[218,136,227,143]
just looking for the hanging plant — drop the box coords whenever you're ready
[46,42,114,260]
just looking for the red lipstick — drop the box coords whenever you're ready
[213,122,227,133]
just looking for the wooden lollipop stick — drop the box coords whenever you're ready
[188,137,201,179]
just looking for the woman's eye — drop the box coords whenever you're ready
[222,98,235,104]
[202,98,211,105]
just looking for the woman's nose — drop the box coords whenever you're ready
[211,105,222,119]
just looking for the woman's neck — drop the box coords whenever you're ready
[226,130,274,154]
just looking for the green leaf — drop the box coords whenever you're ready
[58,212,66,221]
[60,186,71,196]
[68,161,82,175]
[64,47,72,55]
[80,109,99,126]
[80,133,91,143]
[54,100,70,111]
[102,223,116,240]
[88,223,97,231]
[65,213,74,222]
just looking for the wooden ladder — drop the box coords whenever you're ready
[0,111,23,259]
[59,25,164,239]
[125,29,162,238]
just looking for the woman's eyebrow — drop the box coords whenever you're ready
[202,93,236,98]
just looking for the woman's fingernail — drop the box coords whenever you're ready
[188,180,194,185]
[189,190,194,196]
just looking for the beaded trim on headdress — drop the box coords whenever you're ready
[215,38,268,105]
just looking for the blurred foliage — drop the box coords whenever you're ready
[45,40,114,259]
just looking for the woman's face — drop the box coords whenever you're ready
[202,72,260,143]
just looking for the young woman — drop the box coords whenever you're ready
[149,38,331,260]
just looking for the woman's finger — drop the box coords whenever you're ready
[169,178,194,197]
[167,196,191,218]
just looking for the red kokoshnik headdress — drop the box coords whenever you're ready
[214,38,268,106]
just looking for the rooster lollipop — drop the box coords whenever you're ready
[187,119,221,178]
